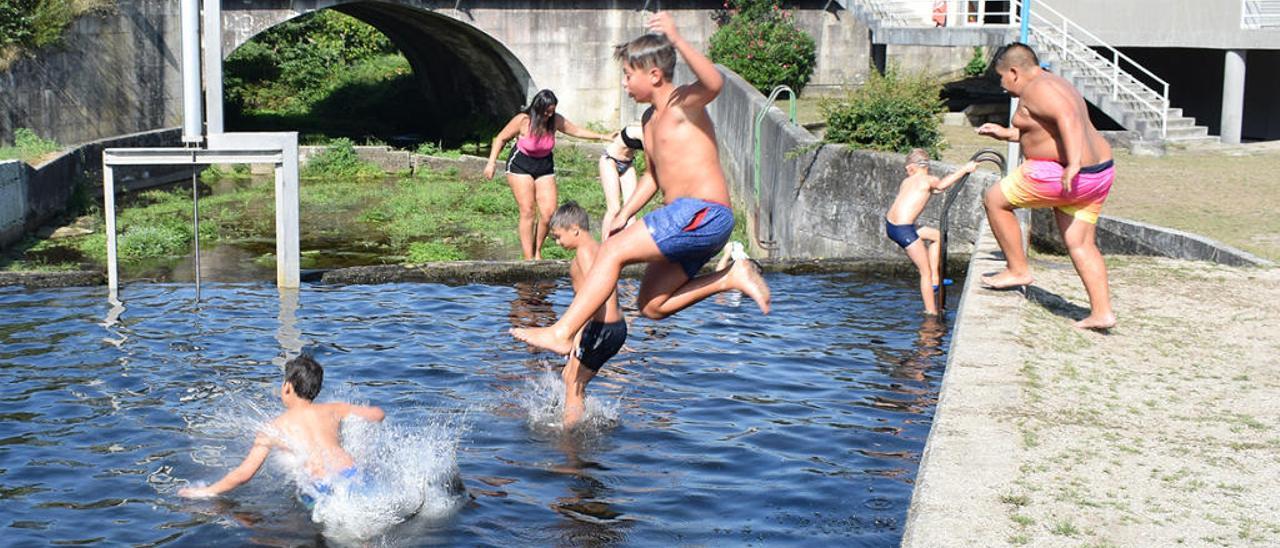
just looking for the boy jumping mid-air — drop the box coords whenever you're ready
[548,201,627,428]
[178,356,385,501]
[512,12,770,355]
[886,149,977,316]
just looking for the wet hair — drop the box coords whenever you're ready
[284,355,323,401]
[525,89,558,136]
[906,148,930,167]
[993,42,1039,72]
[614,33,676,81]
[550,201,591,232]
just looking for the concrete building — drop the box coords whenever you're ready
[846,0,1280,143]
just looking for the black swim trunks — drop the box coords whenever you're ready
[576,320,626,372]
[506,148,555,179]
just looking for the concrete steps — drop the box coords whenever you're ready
[845,0,1218,145]
[1035,47,1216,144]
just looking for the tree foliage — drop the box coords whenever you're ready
[708,0,817,95]
[822,69,946,157]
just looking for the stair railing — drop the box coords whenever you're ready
[1020,0,1170,138]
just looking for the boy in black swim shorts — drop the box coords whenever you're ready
[547,202,627,428]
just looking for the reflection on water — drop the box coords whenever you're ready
[0,272,958,545]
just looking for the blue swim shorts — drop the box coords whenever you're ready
[885,217,920,249]
[643,198,735,279]
[298,466,364,509]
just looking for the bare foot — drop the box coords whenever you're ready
[980,270,1034,289]
[511,326,574,355]
[1074,313,1116,331]
[725,259,771,314]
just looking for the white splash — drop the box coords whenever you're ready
[304,413,467,544]
[183,386,467,544]
[517,368,620,436]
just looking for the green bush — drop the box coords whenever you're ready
[1,1,112,60]
[302,138,383,179]
[0,127,61,163]
[709,0,816,95]
[822,69,946,157]
[964,47,987,78]
[118,225,188,261]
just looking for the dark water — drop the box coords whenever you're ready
[0,272,956,546]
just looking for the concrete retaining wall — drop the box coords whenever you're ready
[699,64,994,260]
[1031,209,1274,267]
[0,161,28,246]
[0,0,184,147]
[0,128,184,250]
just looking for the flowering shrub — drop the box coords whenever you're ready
[709,0,817,95]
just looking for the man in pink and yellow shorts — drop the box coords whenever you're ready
[1000,158,1115,224]
[976,42,1118,330]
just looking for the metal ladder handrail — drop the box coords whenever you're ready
[936,149,1006,316]
[752,85,797,252]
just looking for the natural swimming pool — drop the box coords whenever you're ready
[0,271,955,546]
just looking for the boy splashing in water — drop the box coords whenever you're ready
[886,149,977,316]
[512,12,770,355]
[548,201,627,428]
[179,356,385,500]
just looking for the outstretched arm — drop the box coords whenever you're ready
[932,161,979,193]
[975,123,1020,142]
[648,12,722,106]
[485,115,526,179]
[556,115,612,141]
[334,402,385,423]
[179,434,272,498]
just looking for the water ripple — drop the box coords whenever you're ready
[0,272,956,545]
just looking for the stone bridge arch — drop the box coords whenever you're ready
[222,1,536,139]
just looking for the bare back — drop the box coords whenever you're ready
[1014,72,1112,164]
[271,403,355,479]
[642,92,731,205]
[886,173,937,225]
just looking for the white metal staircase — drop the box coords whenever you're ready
[846,0,1217,144]
[1243,0,1280,29]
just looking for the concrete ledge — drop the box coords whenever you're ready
[0,270,104,288]
[318,257,965,286]
[902,224,1025,547]
[0,127,186,250]
[1030,209,1274,267]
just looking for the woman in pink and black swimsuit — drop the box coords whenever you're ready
[484,89,611,260]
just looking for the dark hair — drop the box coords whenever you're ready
[614,33,676,81]
[993,42,1039,72]
[284,355,323,401]
[550,201,591,232]
[525,89,558,136]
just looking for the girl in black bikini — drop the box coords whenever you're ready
[597,125,644,238]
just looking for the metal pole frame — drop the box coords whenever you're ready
[102,133,300,298]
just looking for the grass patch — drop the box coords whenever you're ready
[13,141,736,271]
[0,128,62,164]
[1050,519,1080,536]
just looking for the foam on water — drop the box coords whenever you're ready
[305,414,467,544]
[517,367,620,436]
[181,385,467,544]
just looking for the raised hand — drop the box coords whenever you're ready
[647,11,679,39]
